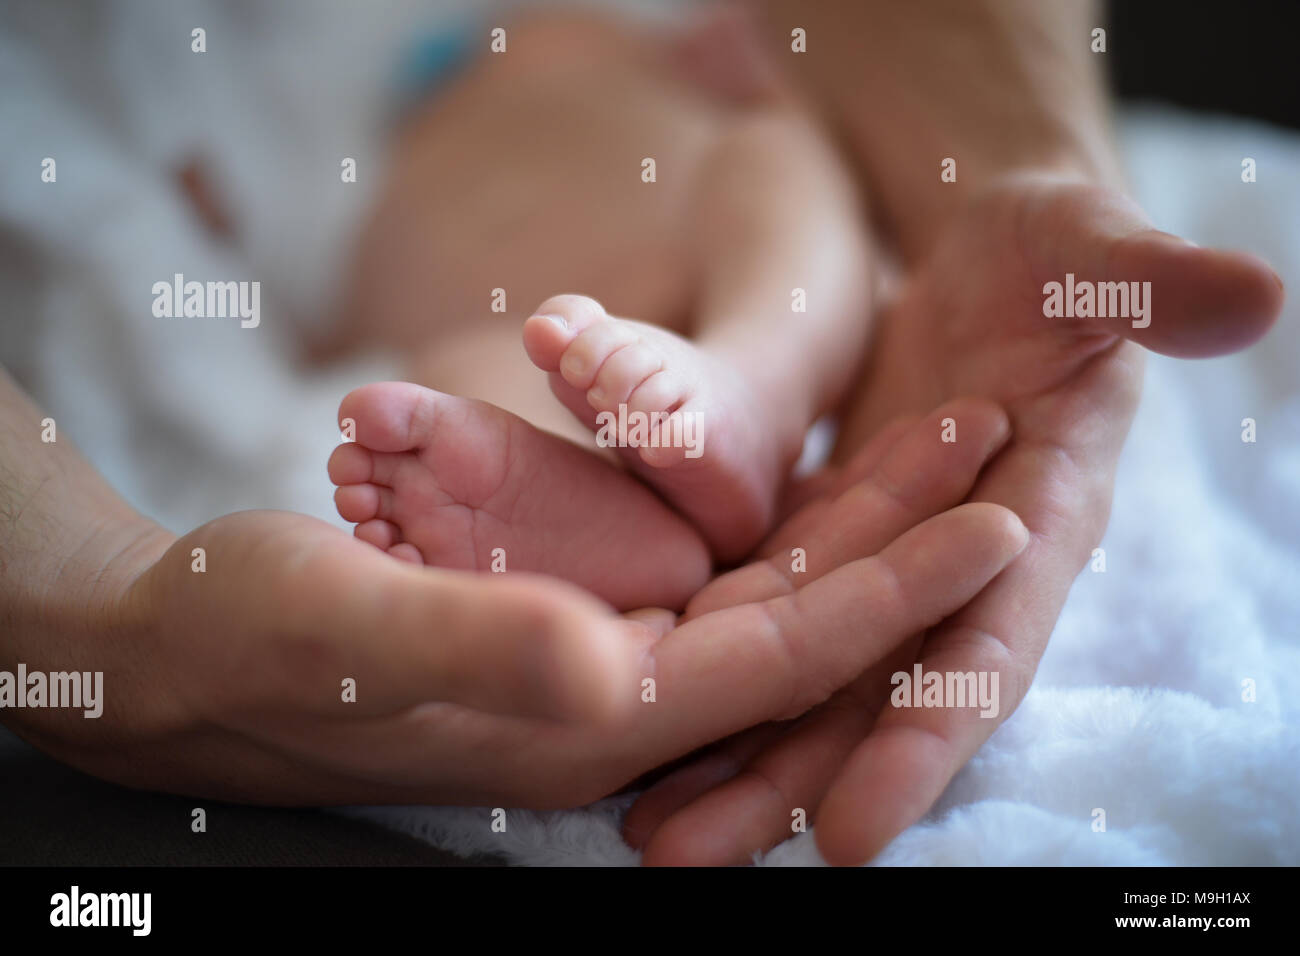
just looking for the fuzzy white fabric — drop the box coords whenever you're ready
[1,0,1295,865]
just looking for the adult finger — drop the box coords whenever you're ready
[1017,180,1283,358]
[686,398,1009,619]
[813,422,1121,864]
[627,637,919,863]
[623,502,1029,768]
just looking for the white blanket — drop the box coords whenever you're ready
[2,0,1295,864]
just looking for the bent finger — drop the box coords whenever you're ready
[686,398,1010,619]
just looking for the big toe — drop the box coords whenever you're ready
[338,381,441,453]
[522,294,611,371]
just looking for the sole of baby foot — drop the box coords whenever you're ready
[328,381,712,612]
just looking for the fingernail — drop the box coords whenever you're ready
[535,313,568,331]
[1011,518,1031,555]
[1149,230,1198,250]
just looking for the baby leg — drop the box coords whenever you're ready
[523,106,873,561]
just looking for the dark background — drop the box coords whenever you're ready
[1107,0,1300,130]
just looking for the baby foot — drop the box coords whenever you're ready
[328,382,711,612]
[522,295,796,561]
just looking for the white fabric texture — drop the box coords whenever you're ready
[0,0,1295,864]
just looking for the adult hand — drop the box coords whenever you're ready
[4,383,1029,811]
[624,174,1284,864]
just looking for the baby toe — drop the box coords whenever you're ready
[522,294,610,370]
[626,368,689,417]
[328,441,374,486]
[639,409,693,469]
[355,518,401,552]
[587,342,664,411]
[387,542,425,564]
[559,320,642,390]
[334,483,395,524]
